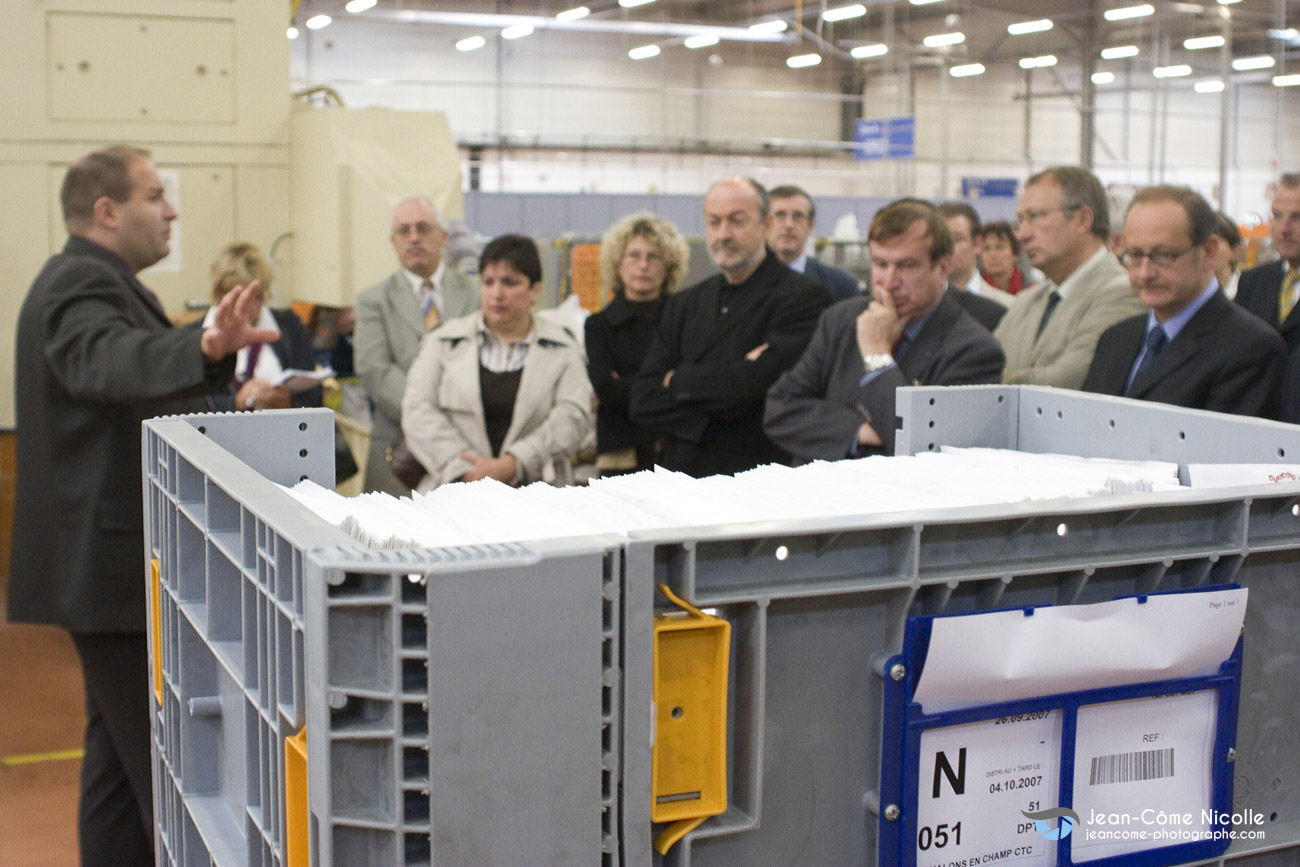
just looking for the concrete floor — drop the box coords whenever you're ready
[0,592,84,866]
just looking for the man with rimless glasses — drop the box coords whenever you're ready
[1081,185,1285,416]
[994,166,1145,389]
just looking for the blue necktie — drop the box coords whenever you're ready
[1125,327,1167,395]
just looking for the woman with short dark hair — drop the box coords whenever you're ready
[979,221,1028,295]
[401,234,593,490]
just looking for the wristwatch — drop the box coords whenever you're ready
[861,352,895,373]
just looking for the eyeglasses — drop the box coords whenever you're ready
[1119,247,1195,269]
[1014,205,1078,231]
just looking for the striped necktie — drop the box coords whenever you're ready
[1279,269,1299,324]
[420,280,440,330]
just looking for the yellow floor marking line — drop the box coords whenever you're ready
[1,748,84,766]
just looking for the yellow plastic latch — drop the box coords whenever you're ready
[149,559,163,705]
[651,584,730,855]
[285,727,308,867]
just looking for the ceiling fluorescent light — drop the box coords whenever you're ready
[1184,35,1226,49]
[750,20,788,35]
[950,63,985,77]
[1092,71,1115,83]
[1104,4,1155,21]
[1232,55,1275,71]
[501,23,534,39]
[1101,45,1139,59]
[1194,80,1226,92]
[684,34,719,49]
[305,14,332,29]
[1217,0,1242,4]
[851,43,889,59]
[1019,55,1058,69]
[1273,73,1300,86]
[620,0,657,7]
[823,5,866,22]
[787,53,823,68]
[628,44,661,59]
[556,6,590,22]
[1269,29,1300,41]
[1008,19,1053,35]
[923,32,965,47]
[456,35,486,51]
[910,0,950,5]
[345,0,377,12]
[1153,64,1192,77]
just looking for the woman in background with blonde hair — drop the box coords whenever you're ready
[584,212,690,475]
[204,241,320,411]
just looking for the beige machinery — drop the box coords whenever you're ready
[0,0,464,426]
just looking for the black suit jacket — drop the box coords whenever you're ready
[765,292,1005,460]
[1082,291,1287,417]
[629,250,830,476]
[10,236,235,633]
[584,294,663,453]
[1236,260,1299,349]
[948,287,1006,331]
[804,257,862,303]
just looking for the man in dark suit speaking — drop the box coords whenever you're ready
[765,198,1005,460]
[1083,185,1285,417]
[9,146,275,865]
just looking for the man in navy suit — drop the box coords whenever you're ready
[765,198,1005,460]
[1235,175,1300,421]
[1083,185,1285,417]
[1236,174,1300,351]
[766,184,862,302]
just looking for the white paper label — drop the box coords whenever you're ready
[916,711,1062,867]
[1071,691,1217,861]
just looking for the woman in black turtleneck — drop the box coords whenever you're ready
[584,213,691,475]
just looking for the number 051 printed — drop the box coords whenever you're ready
[916,711,1063,867]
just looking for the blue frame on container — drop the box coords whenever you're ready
[878,584,1245,867]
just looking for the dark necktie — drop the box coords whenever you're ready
[1035,290,1062,340]
[1125,327,1167,395]
[235,342,262,388]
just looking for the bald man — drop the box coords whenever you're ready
[630,177,831,476]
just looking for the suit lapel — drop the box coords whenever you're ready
[900,296,959,383]
[389,275,426,339]
[127,275,170,325]
[503,344,547,447]
[1097,318,1146,394]
[1128,294,1223,397]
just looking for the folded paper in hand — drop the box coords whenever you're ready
[272,367,334,393]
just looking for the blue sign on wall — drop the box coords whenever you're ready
[961,177,1020,199]
[854,116,915,161]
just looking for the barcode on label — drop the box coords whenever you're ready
[1089,748,1174,785]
